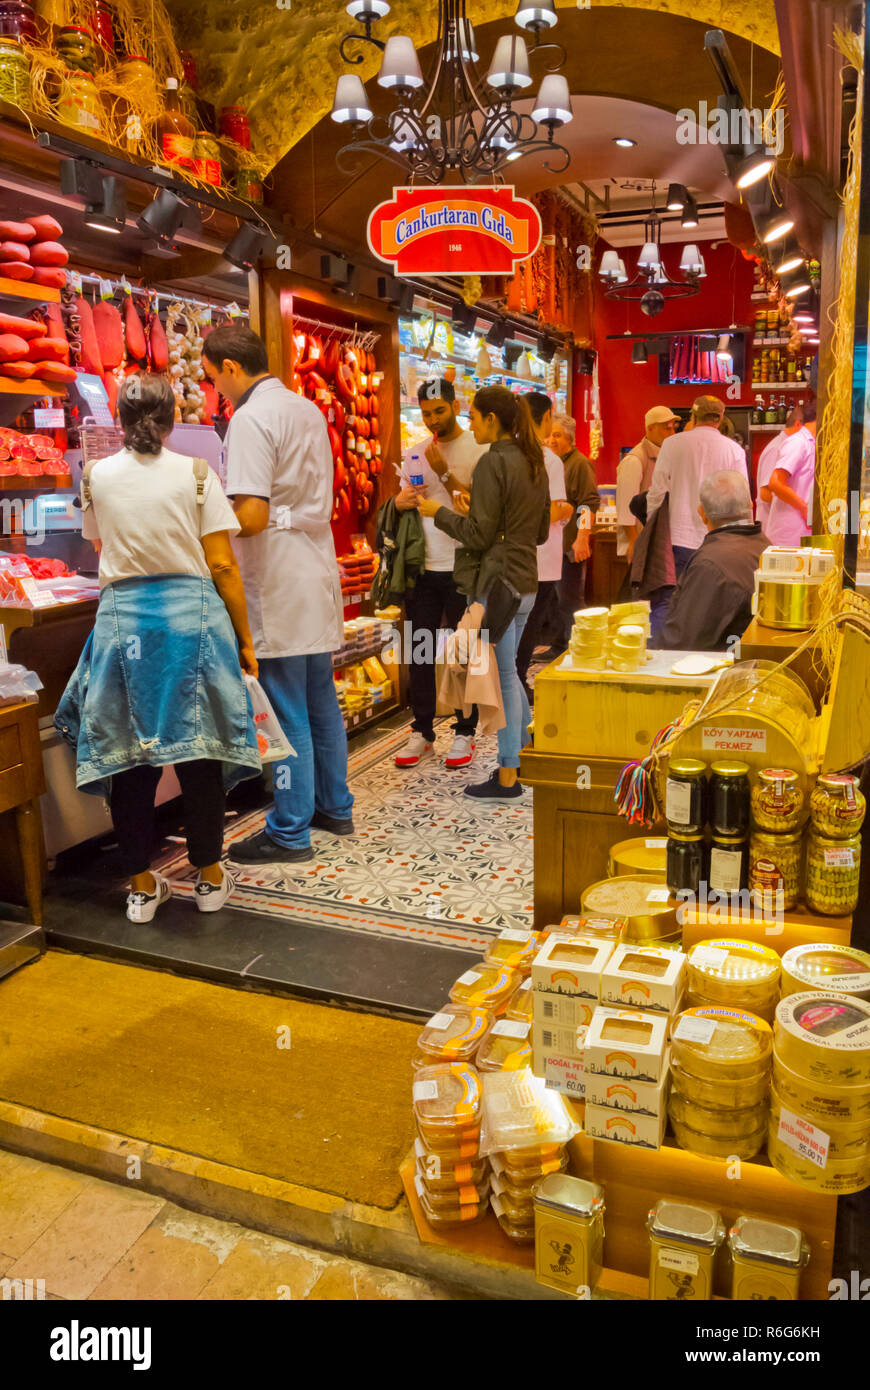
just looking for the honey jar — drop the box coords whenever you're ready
[647,1199,725,1301]
[727,1216,809,1300]
[534,1174,605,1296]
[809,773,866,839]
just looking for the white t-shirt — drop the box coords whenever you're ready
[765,427,816,547]
[538,447,568,581]
[755,430,787,527]
[224,378,343,658]
[81,445,239,589]
[400,429,486,571]
[646,426,748,550]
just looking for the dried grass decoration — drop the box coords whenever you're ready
[21,0,268,200]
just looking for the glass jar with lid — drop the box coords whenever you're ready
[809,773,866,839]
[88,0,113,59]
[666,830,706,896]
[114,54,154,152]
[0,34,31,106]
[708,832,749,894]
[751,767,805,832]
[805,830,861,916]
[727,1216,810,1300]
[56,23,97,73]
[647,1199,725,1301]
[749,828,802,912]
[665,758,707,833]
[34,0,68,43]
[710,760,750,836]
[56,67,102,131]
[0,2,37,43]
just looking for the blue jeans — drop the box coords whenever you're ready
[672,545,697,578]
[257,653,354,848]
[491,592,535,769]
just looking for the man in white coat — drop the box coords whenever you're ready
[203,325,353,863]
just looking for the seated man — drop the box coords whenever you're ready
[661,471,768,652]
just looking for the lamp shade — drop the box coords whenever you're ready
[698,255,707,277]
[531,74,572,126]
[734,145,776,190]
[445,18,478,60]
[716,333,732,360]
[599,250,620,278]
[616,258,628,284]
[487,35,532,89]
[638,241,661,268]
[785,277,812,298]
[680,243,702,273]
[515,0,558,30]
[378,35,423,88]
[331,74,373,124]
[346,0,390,16]
[758,207,794,243]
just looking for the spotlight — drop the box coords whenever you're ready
[377,275,415,312]
[452,302,477,335]
[226,223,271,271]
[774,240,805,276]
[666,183,688,212]
[730,143,776,190]
[537,335,557,363]
[756,206,794,244]
[137,187,186,244]
[782,265,812,298]
[681,195,699,229]
[320,253,356,288]
[486,320,508,348]
[716,333,732,361]
[613,136,636,147]
[84,175,126,235]
[632,341,648,364]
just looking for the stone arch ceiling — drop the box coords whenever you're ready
[164,0,779,174]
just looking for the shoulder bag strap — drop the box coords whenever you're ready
[80,458,97,510]
[192,457,209,506]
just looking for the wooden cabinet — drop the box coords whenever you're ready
[0,699,46,924]
[587,528,628,607]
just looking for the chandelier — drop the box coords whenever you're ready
[599,185,706,315]
[330,0,573,185]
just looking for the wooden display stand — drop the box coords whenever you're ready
[0,698,46,925]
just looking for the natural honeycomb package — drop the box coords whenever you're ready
[475,1018,532,1073]
[484,928,541,973]
[767,1118,870,1194]
[669,1089,767,1140]
[415,1175,488,1225]
[670,1113,766,1160]
[505,977,535,1023]
[686,939,781,1017]
[557,914,626,942]
[413,1063,482,1145]
[584,1007,668,1083]
[580,876,679,942]
[448,964,518,1013]
[781,944,870,1000]
[772,1053,870,1125]
[413,1139,487,1190]
[599,943,686,1015]
[670,1007,773,1080]
[415,1005,493,1066]
[774,992,870,1086]
[531,934,615,999]
[670,1061,770,1110]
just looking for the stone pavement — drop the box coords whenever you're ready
[0,1149,460,1301]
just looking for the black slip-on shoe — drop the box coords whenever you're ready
[228,831,313,863]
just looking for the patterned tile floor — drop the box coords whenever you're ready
[159,720,535,954]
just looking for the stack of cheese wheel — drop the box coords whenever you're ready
[569,607,609,669]
[412,1062,490,1225]
[769,992,870,1193]
[779,944,870,1001]
[686,939,781,1022]
[669,1006,772,1159]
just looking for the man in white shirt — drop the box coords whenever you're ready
[394,378,487,769]
[755,406,804,528]
[515,391,571,700]
[616,405,678,560]
[763,400,817,546]
[202,324,353,864]
[645,395,748,577]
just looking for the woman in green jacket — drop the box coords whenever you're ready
[418,386,550,801]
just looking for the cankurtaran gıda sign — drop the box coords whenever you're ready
[367,186,542,276]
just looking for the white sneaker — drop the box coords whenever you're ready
[445,734,475,768]
[395,732,434,768]
[194,865,235,913]
[126,871,172,923]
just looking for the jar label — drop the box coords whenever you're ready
[425,1012,453,1032]
[702,725,767,753]
[499,929,530,942]
[824,848,855,868]
[657,1248,700,1275]
[161,133,194,168]
[777,1103,830,1169]
[645,838,668,849]
[665,778,693,826]
[691,945,730,970]
[646,887,671,904]
[491,1019,530,1039]
[456,971,480,986]
[709,847,744,893]
[413,1080,439,1103]
[673,1015,717,1045]
[752,857,783,889]
[194,156,221,187]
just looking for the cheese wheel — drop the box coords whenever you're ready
[774,992,870,1086]
[671,1114,766,1160]
[671,1061,770,1110]
[671,1006,772,1080]
[687,939,781,1015]
[772,1054,870,1124]
[669,1089,768,1139]
[767,1120,870,1194]
[780,944,870,1001]
[769,1090,870,1160]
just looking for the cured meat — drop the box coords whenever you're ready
[29,241,69,267]
[0,334,29,361]
[0,312,45,338]
[124,296,147,361]
[148,312,169,372]
[44,302,66,339]
[0,220,36,242]
[25,215,63,241]
[103,372,118,417]
[0,241,30,263]
[0,262,34,280]
[0,361,38,379]
[30,267,66,288]
[33,360,76,382]
[75,297,104,376]
[92,300,125,369]
[323,338,340,376]
[201,380,219,425]
[25,337,70,364]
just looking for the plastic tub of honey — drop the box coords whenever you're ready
[475,1018,532,1073]
[413,1063,481,1140]
[670,1006,773,1080]
[497,1141,565,1169]
[774,992,870,1086]
[505,977,535,1023]
[780,944,870,1001]
[412,1139,487,1190]
[492,1149,568,1187]
[415,1123,481,1160]
[727,1216,809,1300]
[484,929,541,973]
[647,1199,725,1301]
[769,1090,870,1160]
[669,1089,767,1140]
[767,1121,870,1194]
[671,1113,767,1160]
[416,1171,491,1211]
[771,1054,870,1125]
[490,1172,535,1225]
[416,1005,493,1066]
[491,1193,535,1244]
[553,915,627,943]
[581,875,679,942]
[415,1176,488,1226]
[449,964,519,1013]
[670,1061,770,1111]
[608,837,668,879]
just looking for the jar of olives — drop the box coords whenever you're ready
[810,774,866,839]
[751,768,805,832]
[749,829,802,912]
[805,831,861,916]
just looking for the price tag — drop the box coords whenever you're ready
[412,1080,439,1103]
[33,408,66,428]
[424,1012,453,1033]
[226,302,242,319]
[69,271,83,294]
[645,839,668,849]
[544,1053,586,1097]
[777,1104,830,1170]
[646,887,671,904]
[491,1020,530,1039]
[119,276,133,297]
[672,1015,717,1045]
[498,929,531,943]
[657,1248,699,1275]
[690,945,729,970]
[824,848,855,868]
[456,970,480,986]
[201,306,212,325]
[98,279,114,300]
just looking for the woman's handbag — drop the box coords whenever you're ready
[244,675,295,764]
[481,573,522,645]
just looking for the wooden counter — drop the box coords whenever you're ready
[0,698,46,924]
[0,599,96,719]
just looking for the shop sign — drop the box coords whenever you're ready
[701,725,767,754]
[367,185,541,275]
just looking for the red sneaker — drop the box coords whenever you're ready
[445,734,475,768]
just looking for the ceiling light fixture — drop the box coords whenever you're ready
[83,175,126,235]
[784,275,812,299]
[730,143,777,189]
[716,332,732,361]
[613,136,636,147]
[681,195,699,229]
[757,206,795,244]
[666,183,688,212]
[224,222,272,271]
[774,241,805,276]
[600,183,702,309]
[136,187,187,243]
[331,0,572,183]
[632,341,648,364]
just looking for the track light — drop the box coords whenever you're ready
[775,241,805,277]
[632,341,648,364]
[486,320,508,348]
[681,195,699,229]
[716,333,732,361]
[452,302,477,335]
[757,206,794,244]
[225,223,270,271]
[784,275,812,299]
[730,143,776,190]
[137,187,187,244]
[666,183,688,212]
[537,335,557,363]
[83,175,126,235]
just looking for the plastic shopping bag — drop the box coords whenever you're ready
[244,674,296,764]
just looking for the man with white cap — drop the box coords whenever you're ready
[616,405,679,561]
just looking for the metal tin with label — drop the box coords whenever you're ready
[647,1199,725,1301]
[727,1216,810,1300]
[534,1174,605,1296]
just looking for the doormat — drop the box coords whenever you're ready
[157,723,534,954]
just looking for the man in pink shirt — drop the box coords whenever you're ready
[763,400,817,547]
[755,406,804,528]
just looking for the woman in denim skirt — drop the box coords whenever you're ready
[56,375,261,923]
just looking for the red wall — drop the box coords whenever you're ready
[573,239,758,484]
